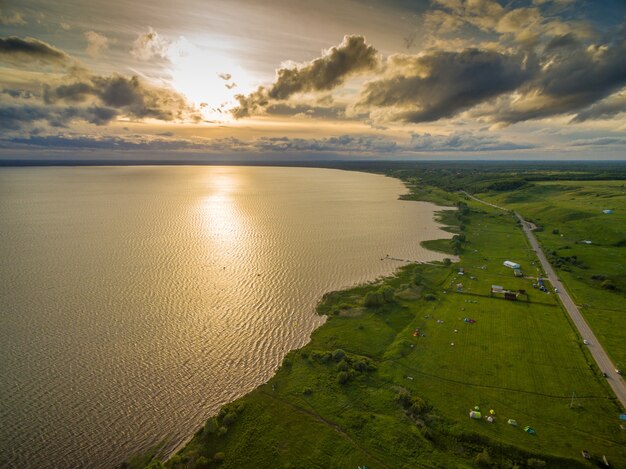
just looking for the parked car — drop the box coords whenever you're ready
[616,369,622,375]
[583,339,590,345]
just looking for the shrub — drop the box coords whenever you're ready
[337,360,349,372]
[474,449,492,467]
[195,456,210,468]
[424,293,437,301]
[364,290,384,307]
[380,285,395,303]
[413,271,423,285]
[409,396,429,416]
[204,417,218,435]
[337,371,350,384]
[282,357,292,369]
[601,279,617,290]
[143,462,165,469]
[302,387,312,395]
[332,349,346,361]
[552,228,560,235]
[443,258,452,266]
[527,458,546,468]
[222,412,237,426]
[213,452,226,463]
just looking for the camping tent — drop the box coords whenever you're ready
[507,419,518,427]
[503,261,521,269]
[469,411,482,419]
[524,426,536,435]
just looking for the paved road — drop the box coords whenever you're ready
[461,191,626,410]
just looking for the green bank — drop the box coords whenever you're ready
[133,173,625,469]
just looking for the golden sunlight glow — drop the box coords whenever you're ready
[200,169,243,243]
[168,37,252,122]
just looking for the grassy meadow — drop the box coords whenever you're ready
[478,181,626,370]
[137,186,626,469]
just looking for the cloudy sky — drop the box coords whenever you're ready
[1,0,625,160]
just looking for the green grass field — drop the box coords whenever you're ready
[479,181,626,370]
[138,189,626,469]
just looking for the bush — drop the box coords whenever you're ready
[337,371,350,384]
[282,357,292,369]
[443,258,452,266]
[526,458,546,468]
[204,417,218,435]
[409,396,429,416]
[552,228,560,234]
[474,449,492,467]
[424,293,437,301]
[380,285,395,303]
[302,387,312,395]
[196,456,210,468]
[601,279,617,290]
[222,412,237,426]
[332,349,346,361]
[143,462,165,469]
[413,271,423,285]
[213,452,226,463]
[337,359,349,372]
[364,290,384,307]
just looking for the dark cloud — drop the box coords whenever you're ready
[252,134,397,153]
[43,74,200,121]
[486,35,626,124]
[571,92,626,122]
[409,131,534,152]
[570,136,626,147]
[0,104,118,130]
[1,130,535,155]
[358,49,533,123]
[264,103,347,119]
[4,134,196,150]
[232,35,379,118]
[0,36,71,66]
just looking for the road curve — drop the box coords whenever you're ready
[461,191,626,410]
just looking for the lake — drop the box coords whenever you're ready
[0,166,452,468]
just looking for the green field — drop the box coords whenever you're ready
[478,181,626,370]
[138,185,626,469]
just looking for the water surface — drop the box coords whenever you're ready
[0,166,452,468]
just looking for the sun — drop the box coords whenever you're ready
[167,37,250,121]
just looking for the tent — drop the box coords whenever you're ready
[524,426,536,435]
[507,419,518,427]
[489,409,495,415]
[503,261,521,269]
[469,411,482,419]
[487,416,495,423]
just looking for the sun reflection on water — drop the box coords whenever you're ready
[200,169,243,244]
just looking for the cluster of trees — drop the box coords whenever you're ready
[363,285,395,308]
[547,250,586,271]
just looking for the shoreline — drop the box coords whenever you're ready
[128,177,458,468]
